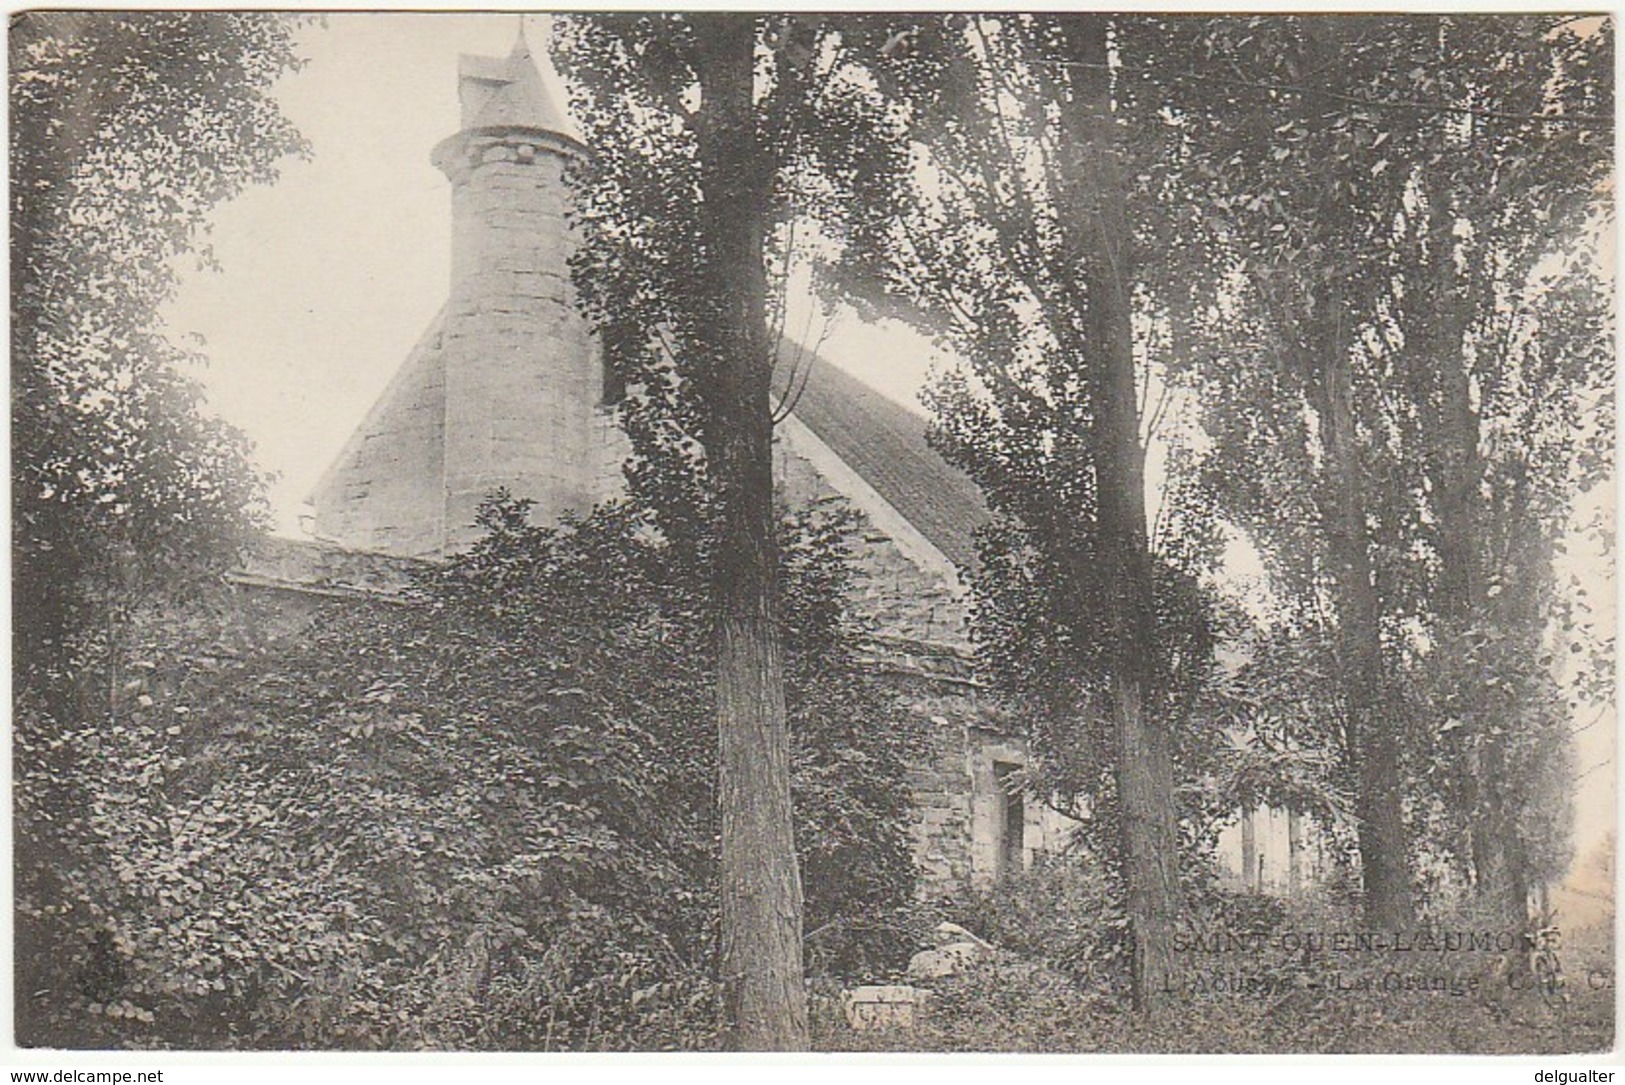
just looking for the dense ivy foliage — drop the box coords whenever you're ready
[17,498,919,1049]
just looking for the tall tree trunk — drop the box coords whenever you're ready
[1285,20,1413,931]
[1064,13,1183,1012]
[1309,293,1413,931]
[691,14,809,1050]
[1287,808,1303,898]
[1422,184,1528,939]
[1241,806,1258,891]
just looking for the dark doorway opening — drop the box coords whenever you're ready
[994,761,1025,880]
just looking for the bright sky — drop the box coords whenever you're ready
[163,13,937,539]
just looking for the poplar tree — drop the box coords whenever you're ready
[1173,14,1611,927]
[553,13,917,1046]
[840,13,1223,1010]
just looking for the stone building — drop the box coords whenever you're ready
[240,35,1072,893]
[1216,805,1326,897]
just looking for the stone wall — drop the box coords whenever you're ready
[774,413,971,652]
[235,534,424,599]
[770,412,1087,893]
[888,683,1077,895]
[904,694,981,889]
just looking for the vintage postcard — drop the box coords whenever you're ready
[10,9,1616,1066]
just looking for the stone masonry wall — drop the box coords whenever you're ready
[904,696,979,889]
[894,687,1077,895]
[774,415,971,652]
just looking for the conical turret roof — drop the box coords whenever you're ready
[458,30,575,140]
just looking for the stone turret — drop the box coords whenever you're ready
[308,33,621,556]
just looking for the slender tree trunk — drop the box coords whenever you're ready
[1281,21,1413,932]
[1241,807,1258,891]
[691,13,809,1050]
[1422,186,1529,940]
[1309,295,1413,931]
[1287,808,1303,898]
[1064,13,1183,1012]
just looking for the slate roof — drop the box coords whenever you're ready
[784,350,988,572]
[459,33,577,140]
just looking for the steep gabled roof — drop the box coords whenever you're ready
[309,322,989,573]
[784,350,988,571]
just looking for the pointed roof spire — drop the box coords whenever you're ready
[455,23,575,140]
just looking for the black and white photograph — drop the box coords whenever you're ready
[10,9,1617,1059]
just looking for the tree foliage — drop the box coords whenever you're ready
[553,14,918,555]
[11,12,306,706]
[822,12,1609,937]
[1175,14,1611,922]
[11,12,309,1046]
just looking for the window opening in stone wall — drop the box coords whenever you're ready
[994,761,1024,880]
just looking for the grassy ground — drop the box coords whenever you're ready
[812,919,1615,1054]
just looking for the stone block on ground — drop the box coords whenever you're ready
[907,940,986,981]
[931,921,992,949]
[841,985,928,1031]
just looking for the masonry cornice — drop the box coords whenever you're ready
[431,127,586,185]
